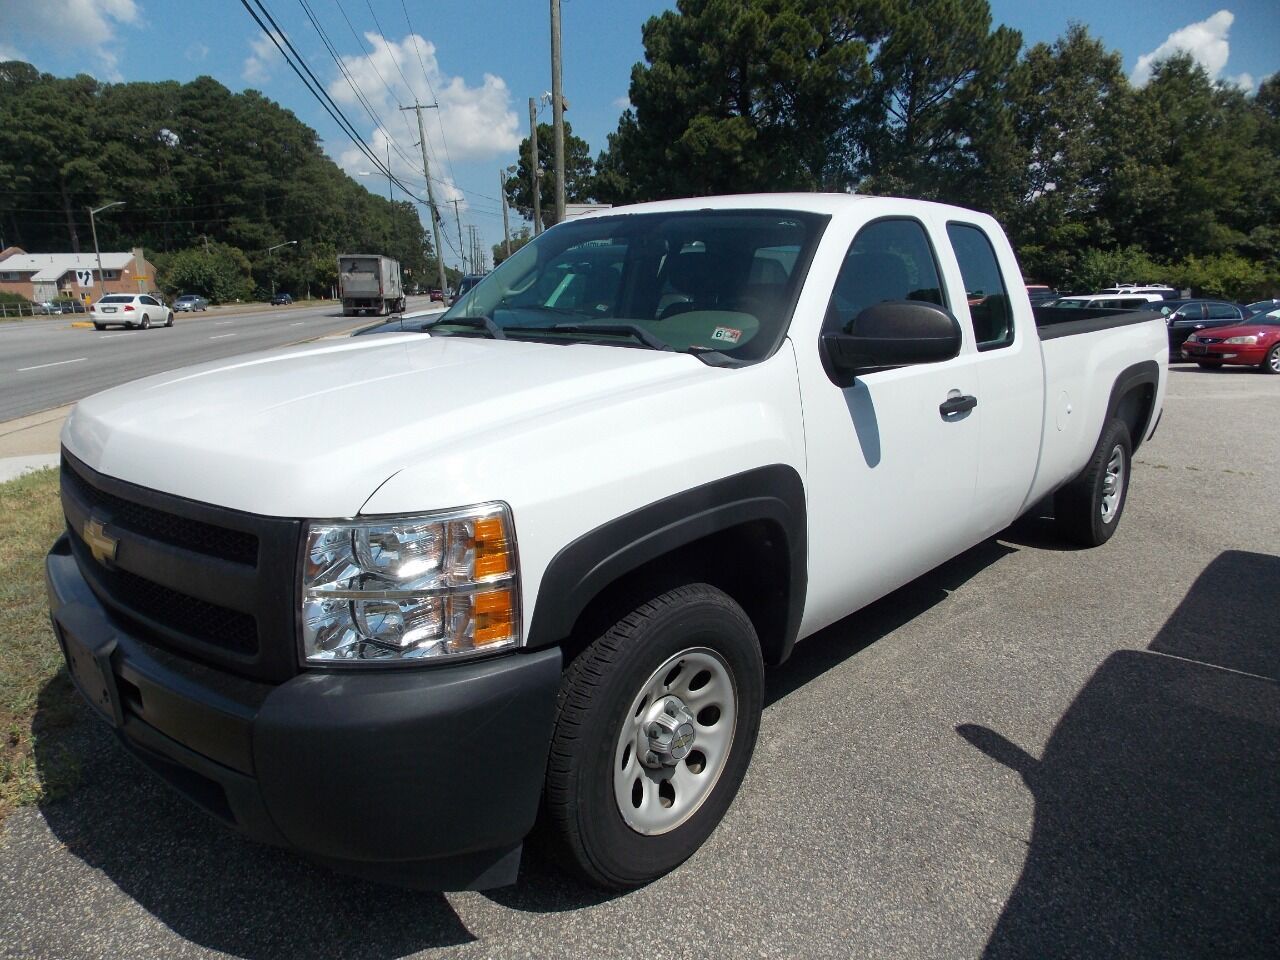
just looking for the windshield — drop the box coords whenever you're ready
[439,209,828,363]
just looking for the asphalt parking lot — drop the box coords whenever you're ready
[1,363,1276,960]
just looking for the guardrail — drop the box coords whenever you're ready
[0,302,86,318]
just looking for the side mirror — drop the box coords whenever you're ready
[821,300,962,386]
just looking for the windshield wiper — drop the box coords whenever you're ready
[422,315,506,339]
[546,322,675,352]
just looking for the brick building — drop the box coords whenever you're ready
[0,246,157,303]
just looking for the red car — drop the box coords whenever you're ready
[1181,311,1280,373]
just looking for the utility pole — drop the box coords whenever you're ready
[400,102,448,298]
[386,142,393,203]
[528,97,542,235]
[500,170,511,261]
[550,0,566,224]
[88,201,125,304]
[450,198,467,275]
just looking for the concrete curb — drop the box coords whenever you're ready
[0,453,58,483]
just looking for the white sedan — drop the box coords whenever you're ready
[92,294,174,330]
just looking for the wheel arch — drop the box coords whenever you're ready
[525,465,807,668]
[1106,360,1160,452]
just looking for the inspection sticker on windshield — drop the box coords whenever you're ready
[711,326,742,344]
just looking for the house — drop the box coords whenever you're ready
[0,247,157,303]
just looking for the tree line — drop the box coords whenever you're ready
[0,62,439,301]
[519,0,1279,301]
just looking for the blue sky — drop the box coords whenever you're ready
[1,1,1276,271]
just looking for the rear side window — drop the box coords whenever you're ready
[947,222,1013,350]
[825,218,945,333]
[1206,303,1239,320]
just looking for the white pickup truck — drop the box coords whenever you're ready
[47,194,1166,891]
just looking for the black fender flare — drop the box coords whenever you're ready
[1106,360,1160,451]
[525,464,807,665]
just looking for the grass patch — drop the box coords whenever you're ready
[0,467,84,823]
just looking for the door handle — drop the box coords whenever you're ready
[939,394,978,418]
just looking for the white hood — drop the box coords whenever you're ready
[63,334,712,517]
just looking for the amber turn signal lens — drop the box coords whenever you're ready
[473,516,511,578]
[473,589,515,645]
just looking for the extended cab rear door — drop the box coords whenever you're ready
[939,217,1045,535]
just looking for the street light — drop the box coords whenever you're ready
[88,201,126,304]
[268,240,297,299]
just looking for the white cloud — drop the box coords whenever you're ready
[328,33,520,163]
[242,31,282,84]
[1132,9,1238,87]
[0,42,26,62]
[0,0,138,79]
[1225,72,1256,92]
[612,95,632,110]
[185,42,209,63]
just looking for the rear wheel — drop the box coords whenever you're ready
[543,583,764,889]
[140,314,151,330]
[1054,418,1132,547]
[93,322,104,331]
[1262,344,1280,375]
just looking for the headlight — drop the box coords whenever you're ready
[301,503,519,664]
[1224,335,1258,344]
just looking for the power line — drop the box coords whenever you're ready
[237,0,423,203]
[399,0,458,191]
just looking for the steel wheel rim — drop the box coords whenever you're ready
[613,647,737,836]
[1270,347,1280,372]
[1100,444,1125,524]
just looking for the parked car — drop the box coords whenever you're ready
[1025,284,1059,304]
[54,299,88,314]
[91,293,173,330]
[429,287,445,302]
[173,294,209,312]
[1135,299,1251,359]
[1245,298,1280,316]
[1182,310,1280,373]
[1045,293,1165,310]
[48,194,1166,892]
[1098,285,1178,300]
[35,301,61,315]
[271,292,294,305]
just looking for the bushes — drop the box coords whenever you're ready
[152,242,253,303]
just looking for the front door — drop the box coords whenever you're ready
[799,216,983,635]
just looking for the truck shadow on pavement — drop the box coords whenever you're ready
[33,689,477,957]
[958,549,1280,959]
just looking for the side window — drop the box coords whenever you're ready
[142,296,158,306]
[1206,302,1237,320]
[825,219,945,333]
[946,222,1013,350]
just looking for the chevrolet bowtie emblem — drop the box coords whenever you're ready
[83,517,118,565]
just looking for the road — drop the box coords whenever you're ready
[1,365,1277,959]
[0,297,440,422]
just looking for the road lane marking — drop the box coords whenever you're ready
[209,333,237,340]
[290,321,304,326]
[215,321,235,325]
[18,357,86,372]
[96,333,130,339]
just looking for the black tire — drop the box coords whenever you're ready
[1262,344,1280,375]
[1196,361,1222,370]
[1054,418,1132,547]
[165,312,174,327]
[140,314,151,330]
[92,322,104,331]
[543,583,764,889]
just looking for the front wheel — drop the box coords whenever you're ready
[1262,344,1280,375]
[165,312,174,326]
[1054,418,1132,547]
[543,583,764,889]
